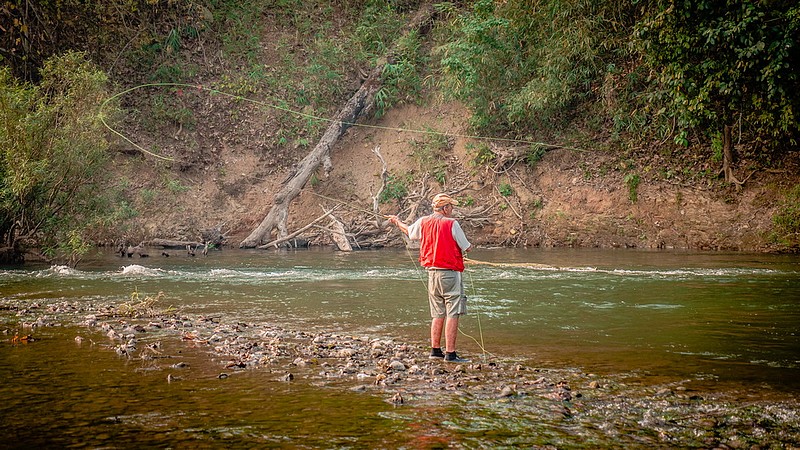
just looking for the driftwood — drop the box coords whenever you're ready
[239,3,437,248]
[327,216,353,252]
[256,208,337,249]
[371,145,389,229]
[149,238,203,249]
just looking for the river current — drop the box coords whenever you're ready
[1,247,799,447]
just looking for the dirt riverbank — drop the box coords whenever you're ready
[111,99,799,254]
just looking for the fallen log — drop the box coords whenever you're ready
[328,214,353,252]
[239,3,437,248]
[149,238,203,249]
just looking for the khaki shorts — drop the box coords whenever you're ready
[427,269,467,318]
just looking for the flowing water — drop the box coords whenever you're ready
[1,247,799,448]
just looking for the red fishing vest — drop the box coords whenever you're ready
[418,214,465,272]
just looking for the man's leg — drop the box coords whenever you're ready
[431,317,445,349]
[444,315,459,353]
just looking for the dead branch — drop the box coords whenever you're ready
[495,187,523,220]
[324,209,353,252]
[256,208,337,249]
[371,145,388,228]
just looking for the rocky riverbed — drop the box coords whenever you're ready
[3,296,800,448]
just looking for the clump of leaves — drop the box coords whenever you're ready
[379,173,410,204]
[525,144,547,168]
[468,142,496,167]
[0,51,124,264]
[624,173,640,203]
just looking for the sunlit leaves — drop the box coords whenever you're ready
[0,51,120,263]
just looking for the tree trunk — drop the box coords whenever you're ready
[239,3,437,248]
[722,124,738,184]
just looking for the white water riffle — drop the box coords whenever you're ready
[1,247,798,377]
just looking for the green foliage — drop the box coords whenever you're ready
[0,52,122,263]
[375,30,425,117]
[710,132,724,163]
[303,38,347,105]
[147,93,195,129]
[498,183,513,197]
[163,177,189,195]
[435,0,638,133]
[525,144,547,168]
[529,197,544,219]
[468,142,496,167]
[772,184,800,247]
[624,173,640,203]
[211,0,266,65]
[636,1,800,149]
[378,173,410,204]
[352,1,405,59]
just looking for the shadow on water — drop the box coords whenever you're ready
[1,247,799,447]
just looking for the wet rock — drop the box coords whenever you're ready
[656,388,674,397]
[498,385,517,398]
[280,372,294,382]
[588,380,601,389]
[390,392,404,405]
[407,364,424,375]
[389,360,406,372]
[341,362,359,374]
[293,357,313,367]
[336,348,357,358]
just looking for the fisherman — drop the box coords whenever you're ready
[388,193,472,363]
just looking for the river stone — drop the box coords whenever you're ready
[498,385,516,397]
[389,360,406,371]
[337,348,357,358]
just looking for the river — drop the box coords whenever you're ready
[1,247,799,448]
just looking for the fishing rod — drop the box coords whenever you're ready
[464,257,558,270]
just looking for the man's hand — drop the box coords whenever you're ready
[386,215,409,235]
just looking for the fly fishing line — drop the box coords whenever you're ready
[99,82,589,162]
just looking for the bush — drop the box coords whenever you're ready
[0,51,122,264]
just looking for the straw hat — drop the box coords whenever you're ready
[431,193,459,209]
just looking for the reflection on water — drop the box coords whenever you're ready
[0,326,405,449]
[2,247,799,446]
